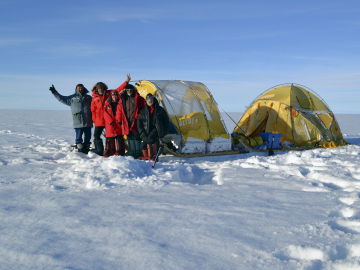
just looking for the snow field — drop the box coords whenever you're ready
[1,110,360,269]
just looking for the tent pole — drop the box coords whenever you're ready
[220,108,246,134]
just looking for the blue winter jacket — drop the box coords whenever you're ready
[51,88,93,128]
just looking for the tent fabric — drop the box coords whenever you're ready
[234,84,347,148]
[135,80,230,151]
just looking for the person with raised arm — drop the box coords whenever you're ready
[90,74,131,155]
[49,83,92,153]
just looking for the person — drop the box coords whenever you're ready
[103,91,125,157]
[90,74,131,155]
[49,83,92,153]
[116,84,146,158]
[137,93,169,160]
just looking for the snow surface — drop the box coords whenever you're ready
[1,109,360,270]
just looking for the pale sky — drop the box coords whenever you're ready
[1,0,360,113]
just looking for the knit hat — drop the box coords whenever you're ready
[94,82,108,91]
[125,84,136,91]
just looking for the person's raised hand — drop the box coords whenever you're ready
[49,84,56,92]
[126,73,131,83]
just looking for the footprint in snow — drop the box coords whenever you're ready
[329,219,360,234]
[348,243,360,258]
[339,207,356,218]
[339,195,358,206]
[274,245,325,269]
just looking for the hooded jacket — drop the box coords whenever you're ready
[51,88,92,128]
[116,91,146,135]
[103,98,122,138]
[137,98,169,143]
[91,81,128,127]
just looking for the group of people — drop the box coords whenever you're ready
[49,74,169,160]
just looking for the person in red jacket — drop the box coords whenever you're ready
[103,91,125,157]
[116,84,146,158]
[90,74,131,155]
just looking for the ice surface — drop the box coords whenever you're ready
[1,110,360,269]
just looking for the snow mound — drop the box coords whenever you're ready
[286,245,325,261]
[333,262,360,270]
[51,152,214,190]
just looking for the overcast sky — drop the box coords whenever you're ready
[1,0,360,113]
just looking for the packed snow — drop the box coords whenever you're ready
[1,109,360,270]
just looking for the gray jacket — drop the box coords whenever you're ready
[51,89,93,128]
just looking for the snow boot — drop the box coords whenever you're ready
[139,149,149,160]
[76,143,83,152]
[76,143,90,154]
[82,143,91,154]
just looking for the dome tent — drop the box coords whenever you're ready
[233,83,347,149]
[135,80,233,154]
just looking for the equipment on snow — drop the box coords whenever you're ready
[268,136,274,156]
[152,144,164,168]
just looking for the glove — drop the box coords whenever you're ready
[49,84,56,92]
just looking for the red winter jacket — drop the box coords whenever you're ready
[104,99,122,138]
[91,81,128,127]
[116,91,146,135]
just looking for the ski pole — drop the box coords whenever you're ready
[152,144,164,168]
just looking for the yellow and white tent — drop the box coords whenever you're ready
[135,80,232,154]
[234,84,347,148]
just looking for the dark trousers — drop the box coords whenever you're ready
[74,127,92,144]
[126,131,142,158]
[93,126,105,140]
[127,131,140,140]
[104,136,125,157]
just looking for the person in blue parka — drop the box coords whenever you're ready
[49,83,93,153]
